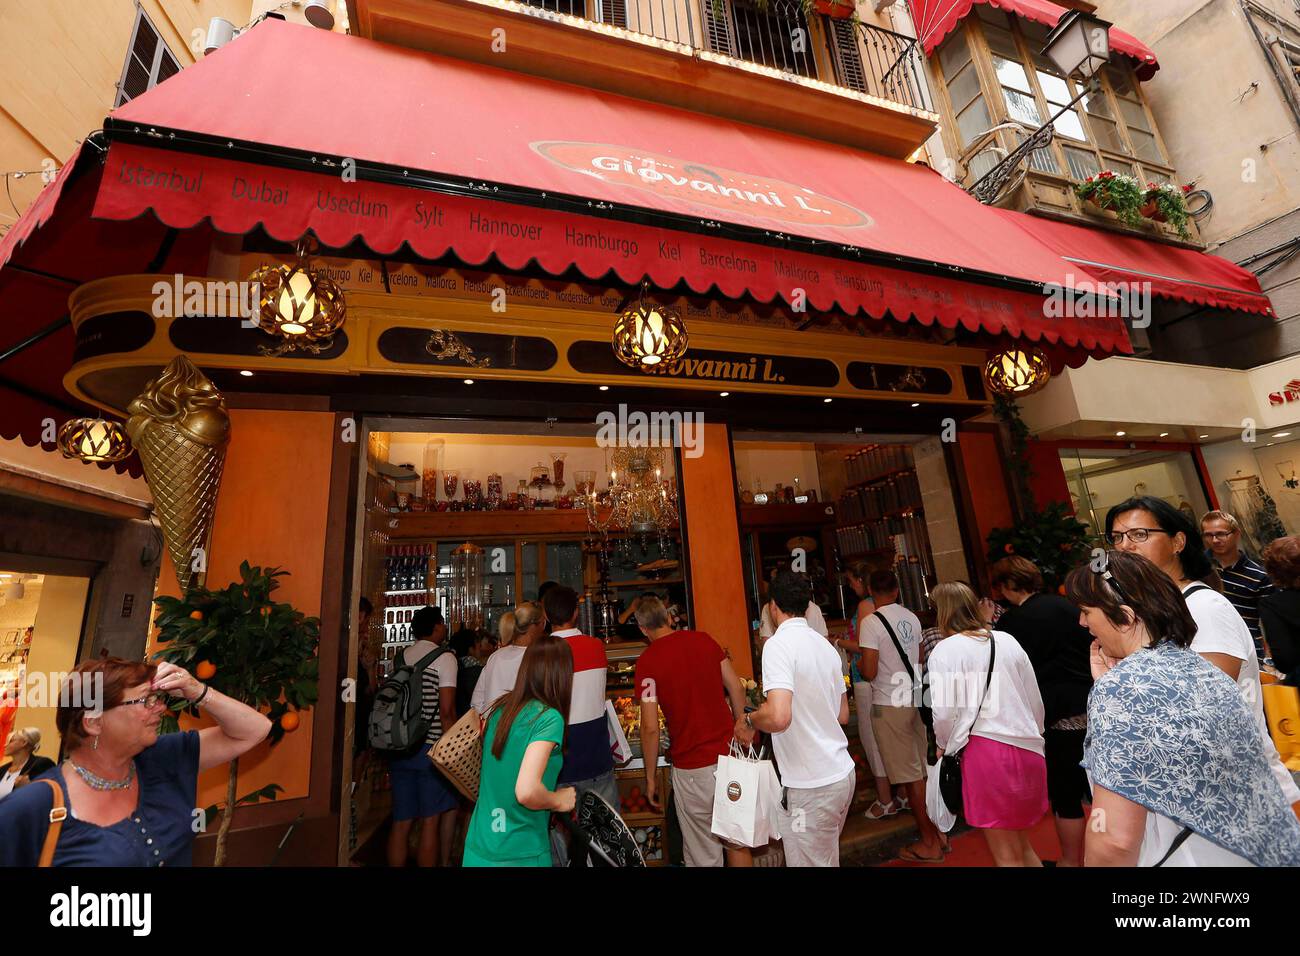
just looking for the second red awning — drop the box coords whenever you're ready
[996,210,1274,316]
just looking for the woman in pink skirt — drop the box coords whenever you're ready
[927,582,1049,866]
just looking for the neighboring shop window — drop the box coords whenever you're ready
[1058,448,1210,544]
[114,7,180,107]
[935,11,1175,189]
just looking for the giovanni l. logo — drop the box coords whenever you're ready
[531,141,873,229]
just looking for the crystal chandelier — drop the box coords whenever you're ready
[586,445,679,554]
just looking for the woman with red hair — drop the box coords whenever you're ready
[0,656,269,866]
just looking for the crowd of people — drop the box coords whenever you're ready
[364,500,1300,869]
[4,500,1300,869]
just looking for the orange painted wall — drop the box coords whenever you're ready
[680,425,752,678]
[150,409,336,809]
[957,430,1014,553]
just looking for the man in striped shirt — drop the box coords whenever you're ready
[544,585,616,865]
[1202,510,1276,664]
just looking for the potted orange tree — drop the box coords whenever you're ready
[153,561,320,866]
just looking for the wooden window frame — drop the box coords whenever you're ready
[931,18,1179,191]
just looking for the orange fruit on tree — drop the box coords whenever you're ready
[280,711,300,732]
[189,610,203,620]
[195,660,217,680]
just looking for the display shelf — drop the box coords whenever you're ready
[842,466,915,492]
[740,501,837,529]
[840,547,897,563]
[608,577,683,589]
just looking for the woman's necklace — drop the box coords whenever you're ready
[68,759,136,791]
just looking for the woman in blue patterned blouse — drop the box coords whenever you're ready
[1064,551,1300,867]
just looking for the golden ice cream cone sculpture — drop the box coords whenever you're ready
[126,356,231,594]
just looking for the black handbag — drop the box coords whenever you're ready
[938,633,996,817]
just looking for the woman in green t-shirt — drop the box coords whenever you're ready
[464,634,577,866]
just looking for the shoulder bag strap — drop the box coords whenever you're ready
[1153,826,1195,867]
[952,632,997,758]
[1182,584,1212,599]
[38,778,67,868]
[873,611,917,690]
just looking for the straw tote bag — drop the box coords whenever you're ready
[430,707,485,801]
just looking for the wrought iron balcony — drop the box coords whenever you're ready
[515,0,934,114]
[349,0,939,156]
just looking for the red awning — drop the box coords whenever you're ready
[995,210,1274,315]
[86,19,1128,350]
[0,18,1139,454]
[909,0,1160,80]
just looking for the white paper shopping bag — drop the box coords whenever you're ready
[711,742,776,848]
[605,700,633,766]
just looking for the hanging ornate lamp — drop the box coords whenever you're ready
[982,346,1052,397]
[612,280,688,370]
[56,416,132,463]
[249,237,347,344]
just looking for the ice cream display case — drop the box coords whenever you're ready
[606,640,674,865]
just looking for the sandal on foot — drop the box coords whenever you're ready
[864,799,899,820]
[897,845,945,864]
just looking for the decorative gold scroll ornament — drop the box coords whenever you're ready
[425,329,491,368]
[126,356,231,594]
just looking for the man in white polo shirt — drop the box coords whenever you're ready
[737,568,854,866]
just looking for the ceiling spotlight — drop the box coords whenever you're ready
[1115,431,1126,437]
[239,370,254,377]
[463,379,475,385]
[304,0,336,29]
[719,391,729,397]
[1159,432,1169,437]
[823,398,833,404]
[1199,434,1210,439]
[910,402,920,408]
[599,385,609,392]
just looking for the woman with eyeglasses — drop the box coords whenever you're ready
[1064,551,1300,866]
[1104,495,1300,812]
[0,656,270,866]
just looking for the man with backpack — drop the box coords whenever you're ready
[372,606,459,867]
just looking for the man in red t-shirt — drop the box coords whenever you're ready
[633,596,750,866]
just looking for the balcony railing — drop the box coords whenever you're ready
[515,0,934,113]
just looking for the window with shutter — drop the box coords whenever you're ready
[598,0,629,29]
[828,18,866,93]
[704,0,736,57]
[114,8,182,107]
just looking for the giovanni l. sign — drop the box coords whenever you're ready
[531,141,874,229]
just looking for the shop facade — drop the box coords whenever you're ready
[1,7,1272,865]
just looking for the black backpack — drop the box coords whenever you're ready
[367,645,452,755]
